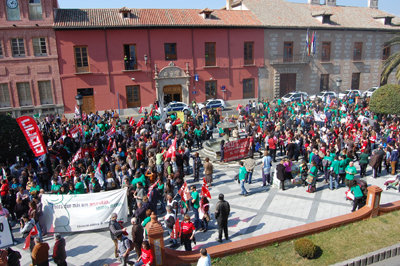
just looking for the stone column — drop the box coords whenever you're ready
[146,213,165,266]
[366,185,383,218]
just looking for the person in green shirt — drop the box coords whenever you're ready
[329,156,340,190]
[51,178,61,194]
[338,156,347,185]
[190,185,200,229]
[74,177,86,194]
[29,181,41,196]
[238,161,248,196]
[359,150,369,178]
[323,152,334,183]
[131,172,147,190]
[350,180,365,212]
[345,161,357,187]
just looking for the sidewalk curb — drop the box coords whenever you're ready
[332,242,400,266]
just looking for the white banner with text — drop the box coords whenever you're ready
[42,188,128,232]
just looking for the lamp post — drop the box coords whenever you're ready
[75,93,83,145]
[335,78,342,93]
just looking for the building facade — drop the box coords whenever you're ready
[54,8,264,114]
[0,0,64,117]
[232,0,400,99]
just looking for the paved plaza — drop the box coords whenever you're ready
[10,155,400,265]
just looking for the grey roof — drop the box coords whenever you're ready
[241,0,400,30]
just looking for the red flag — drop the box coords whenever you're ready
[172,118,182,126]
[147,180,159,197]
[178,181,191,203]
[171,218,180,239]
[136,118,144,128]
[139,107,144,114]
[106,126,116,138]
[82,112,87,121]
[69,125,79,137]
[166,137,177,158]
[201,178,212,199]
[149,109,153,117]
[257,126,262,133]
[106,138,113,152]
[16,116,47,157]
[23,225,38,250]
[236,104,243,111]
[128,117,135,127]
[65,148,83,177]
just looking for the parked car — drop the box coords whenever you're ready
[362,86,379,98]
[163,101,190,113]
[338,90,361,100]
[281,92,308,103]
[197,99,226,110]
[309,91,337,101]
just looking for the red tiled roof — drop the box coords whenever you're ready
[54,8,262,28]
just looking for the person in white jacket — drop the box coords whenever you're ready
[197,248,211,266]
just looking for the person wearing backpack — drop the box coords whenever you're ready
[116,232,133,265]
[164,206,177,247]
[322,152,333,183]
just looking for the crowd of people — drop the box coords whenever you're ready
[0,92,399,264]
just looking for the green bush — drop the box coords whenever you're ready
[294,238,317,259]
[369,84,400,115]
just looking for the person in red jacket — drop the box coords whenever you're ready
[134,240,153,266]
[0,180,9,205]
[268,134,277,162]
[180,214,196,251]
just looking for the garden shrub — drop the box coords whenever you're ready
[294,238,317,259]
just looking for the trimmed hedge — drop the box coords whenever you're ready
[369,84,400,115]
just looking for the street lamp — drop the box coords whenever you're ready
[75,93,83,144]
[335,78,342,93]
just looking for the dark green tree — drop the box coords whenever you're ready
[381,33,400,85]
[369,84,400,115]
[0,114,30,163]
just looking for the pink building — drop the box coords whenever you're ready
[54,8,264,114]
[0,0,64,117]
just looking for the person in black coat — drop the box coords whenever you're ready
[276,161,286,191]
[214,194,230,243]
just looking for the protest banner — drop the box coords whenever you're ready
[16,116,47,157]
[0,216,13,248]
[223,138,251,162]
[41,188,128,233]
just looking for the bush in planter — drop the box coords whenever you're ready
[369,84,400,115]
[294,238,317,259]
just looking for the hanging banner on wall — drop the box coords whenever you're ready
[0,216,14,248]
[41,188,128,233]
[223,138,251,162]
[16,116,47,157]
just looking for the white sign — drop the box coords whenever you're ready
[42,188,128,233]
[0,216,13,248]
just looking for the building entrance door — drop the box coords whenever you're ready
[163,85,182,104]
[77,88,95,114]
[279,73,296,97]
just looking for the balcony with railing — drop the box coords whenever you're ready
[269,53,311,65]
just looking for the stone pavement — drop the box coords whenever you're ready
[10,155,400,265]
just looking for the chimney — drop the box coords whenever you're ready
[308,0,320,5]
[326,0,336,6]
[226,0,233,10]
[368,0,378,9]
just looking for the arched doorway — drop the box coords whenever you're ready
[163,85,182,104]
